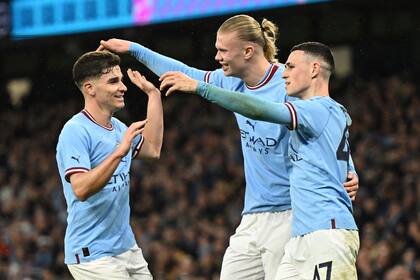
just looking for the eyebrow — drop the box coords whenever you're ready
[107,76,122,83]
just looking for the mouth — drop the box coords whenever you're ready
[220,64,229,71]
[114,95,124,101]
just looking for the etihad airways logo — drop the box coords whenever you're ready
[239,129,278,155]
[246,120,256,131]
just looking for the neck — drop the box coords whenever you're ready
[301,79,330,100]
[242,58,271,86]
[84,102,113,126]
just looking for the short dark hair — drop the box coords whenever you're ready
[72,51,121,88]
[291,42,335,73]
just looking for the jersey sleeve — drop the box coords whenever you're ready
[285,99,330,139]
[131,134,144,159]
[129,42,207,80]
[57,122,91,182]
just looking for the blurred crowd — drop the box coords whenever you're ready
[0,74,418,279]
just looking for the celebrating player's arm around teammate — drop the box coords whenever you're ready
[160,42,360,280]
[56,51,163,279]
[98,15,359,279]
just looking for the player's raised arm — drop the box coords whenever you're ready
[98,38,207,80]
[127,69,163,160]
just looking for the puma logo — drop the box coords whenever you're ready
[71,155,80,163]
[246,120,256,131]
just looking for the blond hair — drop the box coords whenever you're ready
[218,15,279,63]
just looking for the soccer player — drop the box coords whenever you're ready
[56,51,163,279]
[159,42,360,279]
[98,15,358,279]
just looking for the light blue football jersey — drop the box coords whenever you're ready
[129,43,292,214]
[285,97,358,237]
[56,109,143,264]
[204,65,292,213]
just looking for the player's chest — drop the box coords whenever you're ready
[89,129,130,166]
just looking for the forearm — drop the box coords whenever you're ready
[196,82,292,124]
[138,90,164,159]
[70,151,124,201]
[129,43,206,79]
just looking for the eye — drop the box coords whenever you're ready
[108,78,120,84]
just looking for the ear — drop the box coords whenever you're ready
[244,45,255,60]
[311,62,321,78]
[82,81,95,97]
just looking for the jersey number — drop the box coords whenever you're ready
[313,261,332,280]
[336,126,349,162]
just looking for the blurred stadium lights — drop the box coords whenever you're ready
[6,78,32,107]
[331,46,353,78]
[10,0,330,39]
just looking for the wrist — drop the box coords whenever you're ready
[145,88,161,97]
[113,147,127,159]
[196,81,207,96]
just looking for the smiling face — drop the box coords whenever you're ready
[214,31,248,78]
[282,50,314,98]
[86,65,127,113]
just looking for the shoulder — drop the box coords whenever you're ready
[290,97,328,111]
[58,113,90,141]
[313,97,348,117]
[206,68,242,87]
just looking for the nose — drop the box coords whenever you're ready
[282,70,288,79]
[120,82,127,92]
[215,51,221,62]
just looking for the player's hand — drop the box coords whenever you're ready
[116,120,147,157]
[344,172,359,201]
[159,71,198,96]
[97,38,131,53]
[127,69,160,96]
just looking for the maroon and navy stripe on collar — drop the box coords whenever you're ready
[246,64,279,90]
[81,109,114,131]
[285,102,298,130]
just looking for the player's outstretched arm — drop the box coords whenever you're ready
[70,120,147,201]
[160,71,292,125]
[98,38,207,80]
[127,69,163,160]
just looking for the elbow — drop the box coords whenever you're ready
[72,185,89,202]
[137,141,162,160]
[74,190,88,202]
[153,151,161,160]
[148,141,162,160]
[149,148,161,160]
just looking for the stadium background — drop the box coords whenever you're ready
[0,0,419,279]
